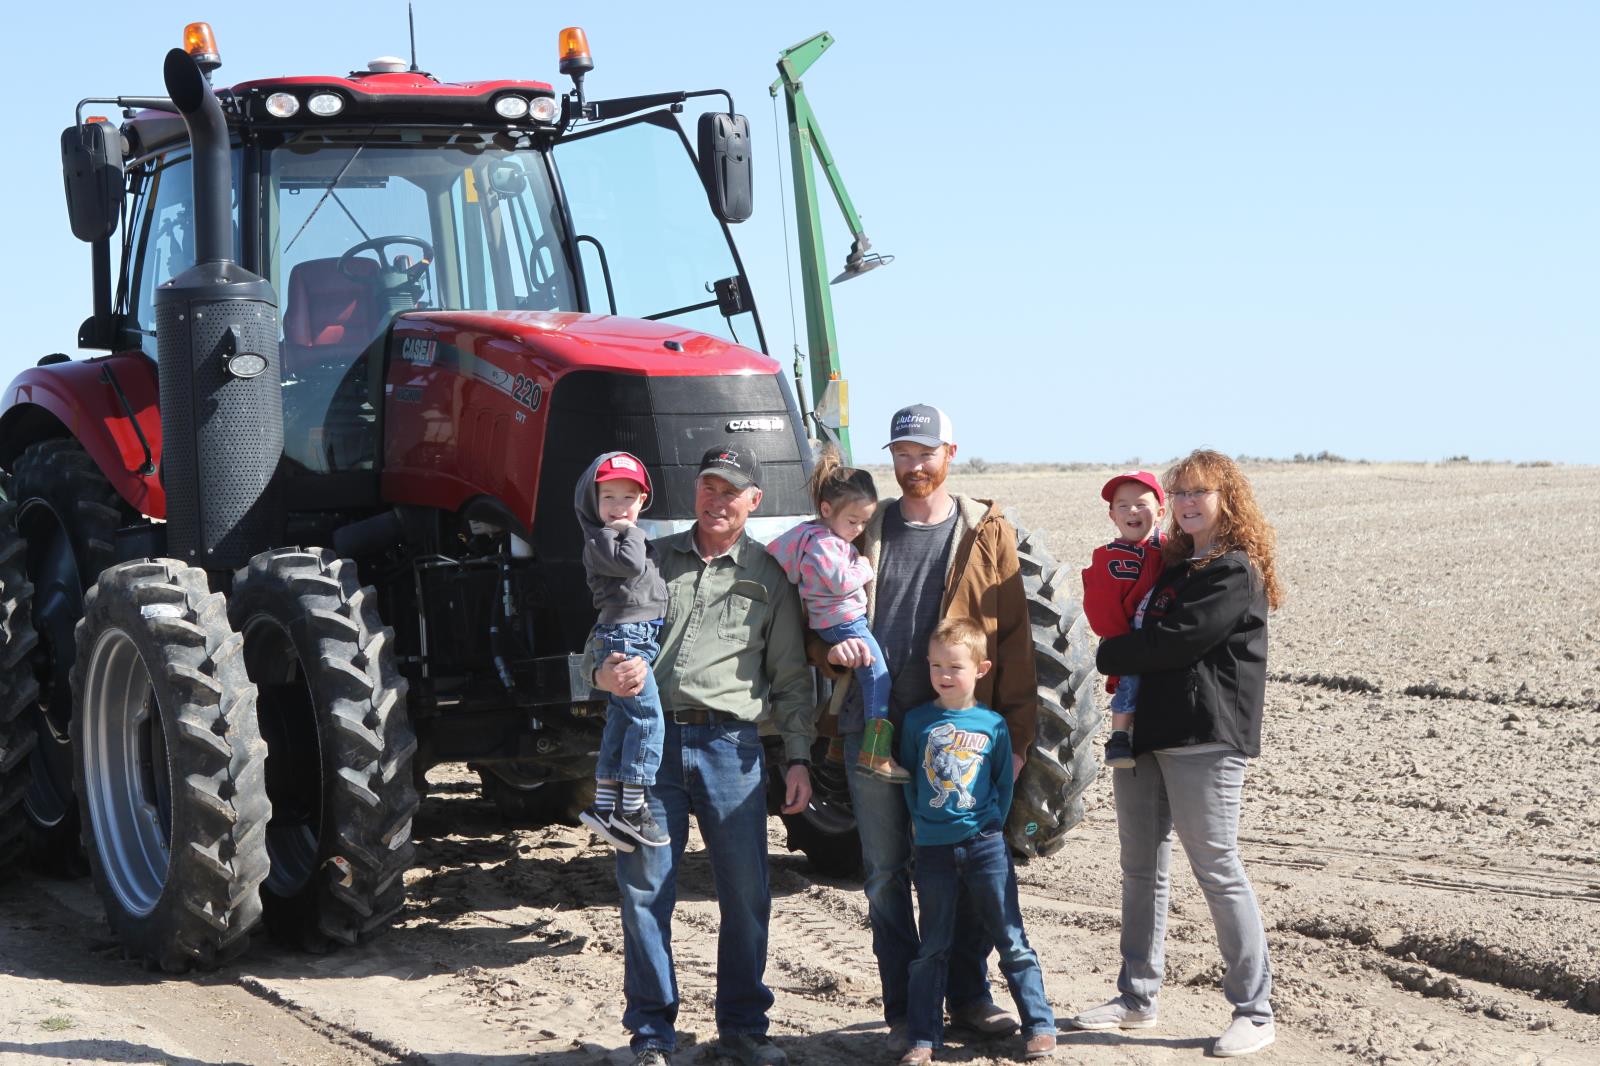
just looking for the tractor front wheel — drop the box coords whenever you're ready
[229,548,417,951]
[71,560,269,972]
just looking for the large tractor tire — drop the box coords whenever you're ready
[229,548,418,951]
[475,767,594,826]
[12,438,137,871]
[0,504,40,878]
[71,560,270,972]
[1005,517,1104,860]
[773,738,862,878]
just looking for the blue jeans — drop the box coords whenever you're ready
[844,730,995,1025]
[592,620,664,786]
[616,717,773,1053]
[908,829,1055,1048]
[1114,748,1273,1022]
[818,617,890,720]
[1110,674,1139,717]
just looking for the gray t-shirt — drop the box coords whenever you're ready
[841,501,958,733]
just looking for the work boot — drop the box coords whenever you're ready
[855,718,911,782]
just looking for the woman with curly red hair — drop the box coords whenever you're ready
[1067,449,1282,1058]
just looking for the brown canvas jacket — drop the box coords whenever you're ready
[812,493,1038,757]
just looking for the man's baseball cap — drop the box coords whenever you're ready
[1101,470,1165,506]
[696,442,762,490]
[884,403,955,449]
[595,452,653,496]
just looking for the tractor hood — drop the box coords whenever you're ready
[389,309,776,378]
[380,309,809,537]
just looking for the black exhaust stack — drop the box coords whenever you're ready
[154,48,282,568]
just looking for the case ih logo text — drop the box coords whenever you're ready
[401,337,437,365]
[726,417,783,432]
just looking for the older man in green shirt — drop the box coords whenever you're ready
[593,442,814,1066]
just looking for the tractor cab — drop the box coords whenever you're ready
[108,53,763,482]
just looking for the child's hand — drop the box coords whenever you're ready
[858,555,874,575]
[607,518,634,532]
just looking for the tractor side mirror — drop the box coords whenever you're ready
[61,121,124,242]
[697,112,752,224]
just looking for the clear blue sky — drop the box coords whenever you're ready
[3,2,1595,463]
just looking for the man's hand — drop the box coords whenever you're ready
[826,637,875,669]
[594,651,648,697]
[781,764,813,814]
[1012,752,1025,781]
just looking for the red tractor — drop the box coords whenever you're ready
[0,22,1101,972]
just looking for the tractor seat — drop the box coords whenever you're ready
[282,257,383,376]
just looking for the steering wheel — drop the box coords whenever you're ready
[337,234,435,282]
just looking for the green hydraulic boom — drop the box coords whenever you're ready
[771,31,891,463]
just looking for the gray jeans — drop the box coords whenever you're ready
[1113,747,1273,1022]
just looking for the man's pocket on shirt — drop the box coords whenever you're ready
[719,579,769,642]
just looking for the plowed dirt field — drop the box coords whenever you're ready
[3,462,1597,1065]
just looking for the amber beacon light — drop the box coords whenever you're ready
[183,21,221,70]
[558,27,593,76]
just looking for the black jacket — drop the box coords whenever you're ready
[1096,550,1268,757]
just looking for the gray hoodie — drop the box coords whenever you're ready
[575,451,670,624]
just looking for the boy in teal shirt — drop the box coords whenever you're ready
[896,618,1057,1063]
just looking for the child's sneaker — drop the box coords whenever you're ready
[1104,730,1136,770]
[610,803,671,848]
[580,805,636,852]
[855,718,911,783]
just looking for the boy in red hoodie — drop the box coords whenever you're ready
[1081,471,1167,769]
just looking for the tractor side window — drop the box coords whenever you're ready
[555,115,760,347]
[125,153,241,358]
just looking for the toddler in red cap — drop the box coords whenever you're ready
[1081,471,1168,769]
[574,451,671,851]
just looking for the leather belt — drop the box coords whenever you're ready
[670,707,735,726]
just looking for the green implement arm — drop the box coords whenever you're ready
[771,32,891,462]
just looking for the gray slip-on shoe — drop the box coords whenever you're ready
[1213,1017,1276,1058]
[1065,995,1159,1031]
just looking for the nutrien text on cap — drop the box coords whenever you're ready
[696,441,763,490]
[594,452,653,496]
[1100,470,1165,506]
[884,404,955,448]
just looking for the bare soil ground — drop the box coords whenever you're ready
[2,462,1597,1065]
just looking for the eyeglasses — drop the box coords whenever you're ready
[1169,488,1216,502]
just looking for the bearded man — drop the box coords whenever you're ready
[822,404,1039,1054]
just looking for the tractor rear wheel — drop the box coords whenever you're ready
[229,548,418,951]
[475,766,593,826]
[1005,516,1104,860]
[71,560,269,971]
[773,741,862,878]
[0,503,40,878]
[13,438,137,872]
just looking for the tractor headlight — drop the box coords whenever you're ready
[307,92,345,117]
[528,96,560,123]
[265,92,300,118]
[494,95,530,120]
[226,353,268,379]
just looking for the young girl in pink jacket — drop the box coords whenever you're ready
[766,449,907,781]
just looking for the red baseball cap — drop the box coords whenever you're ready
[595,452,653,496]
[1101,470,1164,506]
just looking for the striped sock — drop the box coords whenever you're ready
[622,784,645,812]
[595,782,619,813]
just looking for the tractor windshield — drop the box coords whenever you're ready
[265,129,576,325]
[263,130,577,474]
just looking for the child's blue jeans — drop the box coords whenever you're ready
[907,827,1056,1048]
[817,616,890,721]
[1111,674,1139,717]
[591,619,664,787]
